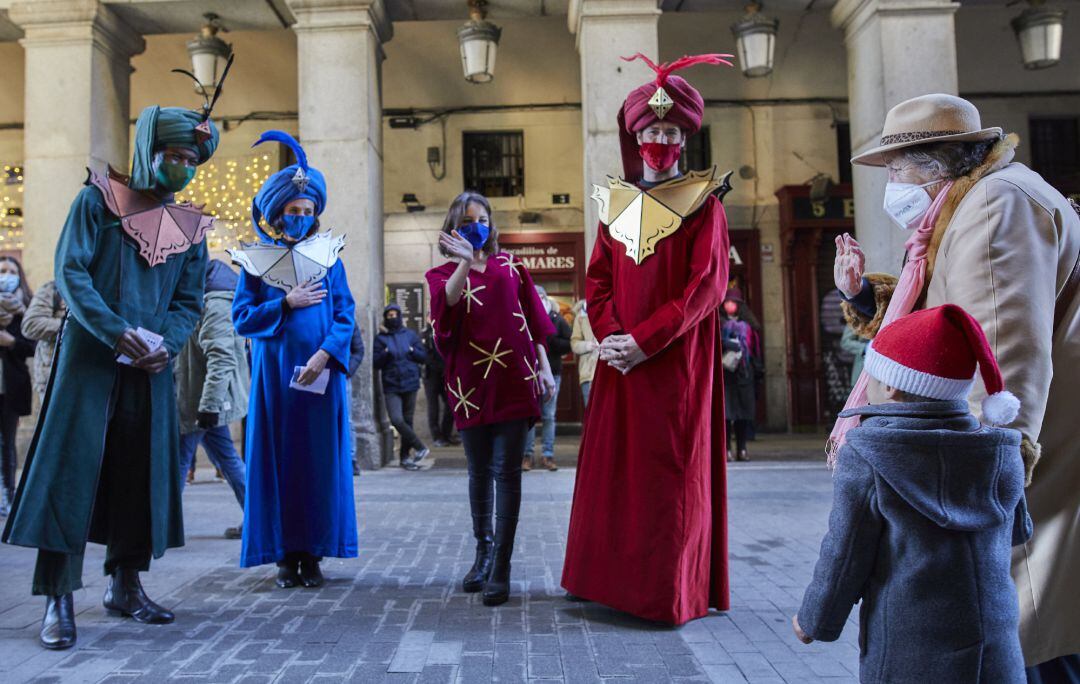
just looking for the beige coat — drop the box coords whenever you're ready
[570,301,598,384]
[846,136,1080,666]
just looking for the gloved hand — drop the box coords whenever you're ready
[196,411,218,430]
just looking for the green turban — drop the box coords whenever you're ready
[129,105,220,190]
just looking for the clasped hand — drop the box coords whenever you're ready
[599,334,646,375]
[116,328,169,374]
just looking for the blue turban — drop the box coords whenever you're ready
[250,130,328,243]
[129,105,220,190]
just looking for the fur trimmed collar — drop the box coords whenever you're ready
[925,134,1019,281]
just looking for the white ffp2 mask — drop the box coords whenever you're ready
[883,180,942,230]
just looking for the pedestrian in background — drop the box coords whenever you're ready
[175,259,249,539]
[347,320,365,476]
[21,279,66,402]
[839,324,868,390]
[721,289,762,462]
[570,299,598,408]
[523,285,571,472]
[422,321,457,447]
[374,304,430,470]
[0,256,34,517]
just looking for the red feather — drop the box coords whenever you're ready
[621,52,735,85]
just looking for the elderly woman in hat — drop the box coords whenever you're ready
[832,93,1080,676]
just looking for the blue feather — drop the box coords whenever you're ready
[252,130,308,172]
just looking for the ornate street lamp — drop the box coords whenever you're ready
[458,0,501,84]
[186,13,233,94]
[730,2,779,78]
[1011,1,1066,70]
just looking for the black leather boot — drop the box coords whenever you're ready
[482,518,518,606]
[103,568,174,624]
[39,593,76,650]
[298,554,324,588]
[462,523,494,593]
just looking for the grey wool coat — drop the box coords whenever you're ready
[798,401,1031,684]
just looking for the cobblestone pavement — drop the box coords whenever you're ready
[0,462,859,683]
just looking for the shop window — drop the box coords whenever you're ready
[680,126,711,174]
[463,131,525,197]
[1030,117,1080,187]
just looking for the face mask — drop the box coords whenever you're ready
[639,142,682,172]
[458,222,490,251]
[723,301,739,316]
[281,214,316,241]
[0,274,18,294]
[882,180,942,230]
[154,157,197,193]
[385,316,403,330]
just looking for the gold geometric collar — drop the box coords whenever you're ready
[590,167,722,265]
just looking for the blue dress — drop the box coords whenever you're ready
[233,259,357,567]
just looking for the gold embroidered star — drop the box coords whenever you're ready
[462,277,486,314]
[448,377,480,418]
[497,254,522,280]
[469,338,512,379]
[522,355,541,393]
[513,304,533,341]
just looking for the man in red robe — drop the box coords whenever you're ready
[562,54,734,625]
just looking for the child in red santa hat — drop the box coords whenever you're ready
[792,303,1031,683]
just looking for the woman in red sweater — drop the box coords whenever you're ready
[426,191,555,606]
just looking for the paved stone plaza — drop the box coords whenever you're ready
[0,460,859,684]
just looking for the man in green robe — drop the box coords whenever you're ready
[2,105,219,650]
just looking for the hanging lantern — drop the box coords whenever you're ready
[1011,1,1066,70]
[458,0,501,84]
[730,2,779,78]
[186,13,233,94]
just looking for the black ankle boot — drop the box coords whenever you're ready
[482,544,513,606]
[462,535,494,593]
[276,561,300,589]
[298,555,324,588]
[39,593,76,650]
[103,568,174,624]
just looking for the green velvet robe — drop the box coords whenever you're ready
[2,183,207,558]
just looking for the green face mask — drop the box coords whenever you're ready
[154,161,196,193]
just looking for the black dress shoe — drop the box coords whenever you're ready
[298,557,324,588]
[276,562,300,589]
[462,537,494,593]
[103,569,174,624]
[39,593,76,650]
[482,549,512,606]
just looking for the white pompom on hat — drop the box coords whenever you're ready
[864,303,1021,425]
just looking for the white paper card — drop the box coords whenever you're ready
[117,327,164,365]
[290,366,330,395]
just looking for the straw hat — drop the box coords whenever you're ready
[852,94,1003,167]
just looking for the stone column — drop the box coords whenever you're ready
[9,0,144,285]
[569,0,660,255]
[287,0,393,469]
[831,0,959,272]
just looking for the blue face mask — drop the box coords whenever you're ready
[0,273,18,294]
[280,214,316,241]
[458,222,490,251]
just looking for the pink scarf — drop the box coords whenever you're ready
[827,181,955,465]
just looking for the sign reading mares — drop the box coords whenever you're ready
[503,244,577,272]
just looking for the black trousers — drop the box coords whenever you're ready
[385,390,424,459]
[460,419,528,546]
[727,419,750,453]
[0,395,19,497]
[32,367,153,596]
[423,374,454,442]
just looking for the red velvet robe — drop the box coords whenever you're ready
[562,194,731,625]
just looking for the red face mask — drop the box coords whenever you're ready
[639,142,682,172]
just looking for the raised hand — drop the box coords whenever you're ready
[286,279,327,310]
[833,233,865,299]
[438,230,476,263]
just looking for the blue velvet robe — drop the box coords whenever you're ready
[233,259,357,567]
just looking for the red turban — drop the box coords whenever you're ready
[617,53,733,182]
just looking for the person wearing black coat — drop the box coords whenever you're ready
[0,256,35,517]
[347,321,365,476]
[373,304,429,470]
[421,323,457,447]
[524,286,571,472]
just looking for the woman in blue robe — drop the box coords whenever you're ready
[231,131,357,588]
